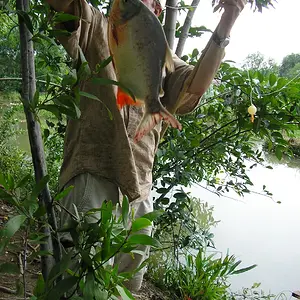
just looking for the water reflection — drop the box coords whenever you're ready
[188,153,300,295]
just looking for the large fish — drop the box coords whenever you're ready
[108,0,182,143]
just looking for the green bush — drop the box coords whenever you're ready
[0,103,33,192]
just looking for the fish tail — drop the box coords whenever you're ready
[117,87,140,110]
[134,106,182,143]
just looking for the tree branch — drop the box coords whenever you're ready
[164,0,178,49]
[175,0,201,57]
[16,0,61,280]
[0,77,62,88]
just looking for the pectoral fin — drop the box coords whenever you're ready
[117,88,142,110]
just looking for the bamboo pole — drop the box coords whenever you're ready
[16,0,61,279]
[164,0,178,49]
[175,0,201,57]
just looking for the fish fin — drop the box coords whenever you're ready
[117,88,141,110]
[159,86,165,98]
[134,105,181,143]
[165,46,175,73]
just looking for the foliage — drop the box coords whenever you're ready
[0,15,21,91]
[43,120,64,195]
[154,61,300,207]
[154,248,256,299]
[228,282,288,299]
[0,175,161,299]
[0,102,33,187]
[153,192,217,252]
[279,53,300,78]
[242,52,279,76]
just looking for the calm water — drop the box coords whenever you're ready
[188,153,300,296]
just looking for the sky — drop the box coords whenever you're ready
[179,0,300,65]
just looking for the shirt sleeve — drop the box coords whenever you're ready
[161,54,201,115]
[54,0,100,60]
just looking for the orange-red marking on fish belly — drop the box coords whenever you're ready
[117,88,140,109]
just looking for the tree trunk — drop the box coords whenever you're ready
[175,0,201,57]
[16,0,61,279]
[164,0,178,49]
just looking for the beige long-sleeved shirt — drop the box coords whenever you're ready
[57,0,201,202]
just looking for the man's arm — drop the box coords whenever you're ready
[187,0,247,96]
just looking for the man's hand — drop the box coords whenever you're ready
[214,0,247,15]
[213,0,247,39]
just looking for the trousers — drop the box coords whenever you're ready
[59,173,153,291]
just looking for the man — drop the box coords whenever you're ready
[47,0,246,292]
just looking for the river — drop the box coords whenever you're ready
[187,153,300,296]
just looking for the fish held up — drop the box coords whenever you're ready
[108,0,182,143]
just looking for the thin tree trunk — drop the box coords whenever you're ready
[164,0,178,49]
[16,0,61,279]
[175,0,201,57]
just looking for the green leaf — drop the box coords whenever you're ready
[131,218,152,232]
[47,252,73,286]
[46,276,78,300]
[3,215,27,239]
[0,188,16,206]
[97,56,113,71]
[79,91,101,101]
[276,77,286,89]
[78,61,91,80]
[16,10,34,34]
[192,48,199,58]
[32,90,39,109]
[142,210,164,221]
[23,198,39,217]
[62,69,77,87]
[127,234,161,248]
[78,91,112,120]
[116,285,134,300]
[156,188,168,194]
[0,262,19,274]
[0,215,27,252]
[94,288,108,300]
[101,200,113,224]
[160,197,169,205]
[92,77,136,102]
[33,274,45,297]
[16,174,32,189]
[269,73,277,86]
[53,12,80,23]
[38,104,61,119]
[6,174,14,190]
[173,192,187,199]
[83,272,95,300]
[231,264,257,275]
[48,29,72,37]
[54,186,74,201]
[122,196,129,229]
[30,175,50,202]
[275,146,283,160]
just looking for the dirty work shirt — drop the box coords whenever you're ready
[57,0,201,202]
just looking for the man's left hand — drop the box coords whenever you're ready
[213,0,247,15]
